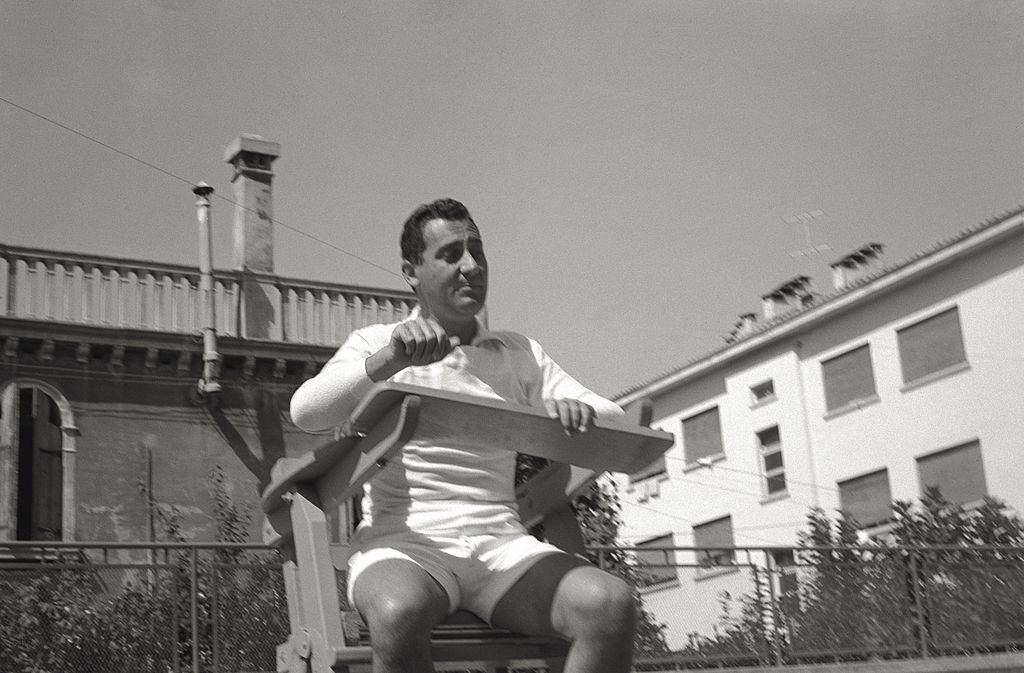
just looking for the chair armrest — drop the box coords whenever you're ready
[261,395,421,546]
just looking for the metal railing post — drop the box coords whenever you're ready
[190,545,200,673]
[909,550,929,658]
[211,559,220,673]
[171,560,181,673]
[765,550,784,666]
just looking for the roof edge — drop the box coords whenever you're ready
[615,205,1024,405]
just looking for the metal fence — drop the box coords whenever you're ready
[2,542,1023,673]
[0,542,291,673]
[592,544,1024,670]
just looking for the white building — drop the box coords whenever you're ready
[613,206,1024,649]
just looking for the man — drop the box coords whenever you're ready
[290,198,636,673]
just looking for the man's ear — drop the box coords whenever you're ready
[401,259,418,291]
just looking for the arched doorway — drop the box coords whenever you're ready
[17,387,63,539]
[0,380,77,541]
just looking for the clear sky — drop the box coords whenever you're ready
[2,1,1023,397]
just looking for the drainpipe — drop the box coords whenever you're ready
[194,182,222,401]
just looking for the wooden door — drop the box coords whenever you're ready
[16,388,63,540]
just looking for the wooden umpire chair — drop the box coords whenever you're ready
[262,382,672,673]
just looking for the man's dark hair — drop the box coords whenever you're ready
[400,198,477,264]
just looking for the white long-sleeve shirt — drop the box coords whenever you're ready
[290,309,623,534]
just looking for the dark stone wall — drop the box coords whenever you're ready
[1,355,328,543]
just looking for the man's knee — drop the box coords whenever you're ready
[557,570,637,639]
[361,592,437,639]
[352,562,449,645]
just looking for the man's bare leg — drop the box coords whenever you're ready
[489,553,637,673]
[350,558,450,673]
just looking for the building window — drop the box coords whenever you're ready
[751,379,776,405]
[682,406,723,465]
[917,440,987,505]
[821,344,877,413]
[897,307,967,386]
[636,534,678,587]
[693,515,734,569]
[757,425,786,497]
[838,469,892,528]
[772,549,799,600]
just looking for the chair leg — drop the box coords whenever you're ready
[288,486,349,673]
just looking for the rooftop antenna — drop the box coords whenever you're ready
[783,209,832,258]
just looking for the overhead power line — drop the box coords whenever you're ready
[0,94,402,280]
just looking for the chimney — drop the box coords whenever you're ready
[224,135,283,339]
[723,312,758,344]
[224,135,281,272]
[761,275,815,320]
[830,243,884,291]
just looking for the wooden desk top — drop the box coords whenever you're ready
[263,382,672,513]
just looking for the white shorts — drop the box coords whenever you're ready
[347,525,564,622]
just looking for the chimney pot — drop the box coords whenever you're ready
[225,135,283,340]
[761,276,816,320]
[723,312,759,344]
[225,135,280,273]
[830,243,885,291]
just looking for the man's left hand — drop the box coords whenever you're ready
[544,399,595,436]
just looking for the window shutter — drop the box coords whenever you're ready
[682,406,723,463]
[693,516,734,566]
[838,469,892,527]
[822,345,876,411]
[636,534,678,586]
[917,440,987,505]
[898,307,967,384]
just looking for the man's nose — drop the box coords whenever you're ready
[459,251,482,275]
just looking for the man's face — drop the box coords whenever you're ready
[404,218,488,324]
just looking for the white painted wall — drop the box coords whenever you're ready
[618,226,1024,650]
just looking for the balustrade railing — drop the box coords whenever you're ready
[0,245,414,345]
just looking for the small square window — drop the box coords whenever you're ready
[751,379,776,404]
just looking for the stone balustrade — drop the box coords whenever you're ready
[0,244,414,346]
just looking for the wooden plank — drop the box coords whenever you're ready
[348,383,672,474]
[263,384,672,515]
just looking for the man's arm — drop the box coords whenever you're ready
[289,317,460,432]
[529,338,624,435]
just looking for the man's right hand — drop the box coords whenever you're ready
[366,317,461,381]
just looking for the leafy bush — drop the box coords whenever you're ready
[0,466,289,673]
[662,488,1024,667]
